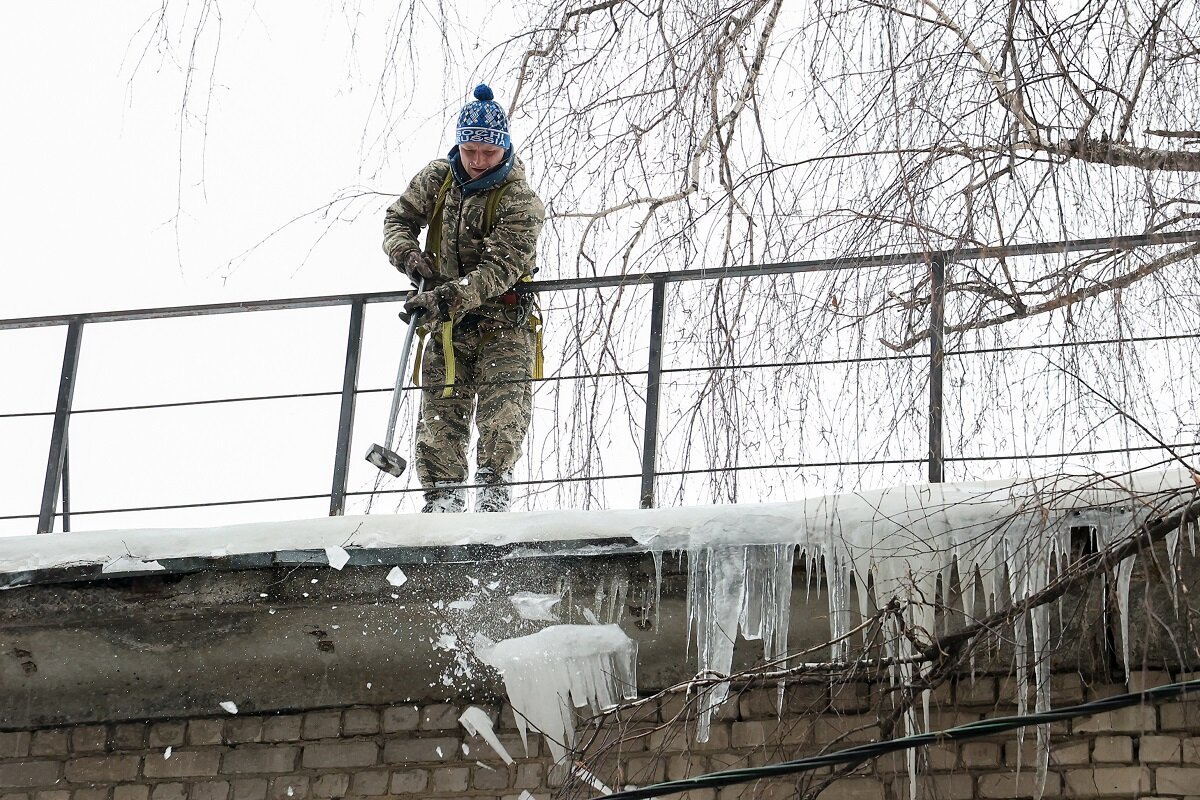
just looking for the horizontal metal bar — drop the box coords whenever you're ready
[5,229,1198,331]
[5,440,1194,524]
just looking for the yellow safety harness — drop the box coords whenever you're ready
[413,169,544,398]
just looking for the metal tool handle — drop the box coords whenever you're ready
[382,278,425,450]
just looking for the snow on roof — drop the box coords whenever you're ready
[0,468,1191,579]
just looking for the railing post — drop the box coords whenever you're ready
[329,298,365,516]
[928,256,946,484]
[39,320,84,533]
[62,437,72,532]
[640,279,667,508]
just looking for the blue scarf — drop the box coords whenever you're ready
[448,145,514,196]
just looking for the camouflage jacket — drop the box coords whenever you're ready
[382,150,545,322]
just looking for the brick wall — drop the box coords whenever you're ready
[1,674,1199,800]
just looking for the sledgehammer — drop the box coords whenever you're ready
[365,278,425,477]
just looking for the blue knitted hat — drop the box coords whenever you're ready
[455,84,510,149]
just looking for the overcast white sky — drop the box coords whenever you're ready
[0,3,468,319]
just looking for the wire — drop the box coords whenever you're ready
[596,678,1200,799]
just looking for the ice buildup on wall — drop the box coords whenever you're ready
[475,624,639,763]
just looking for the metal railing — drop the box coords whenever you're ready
[4,229,1200,533]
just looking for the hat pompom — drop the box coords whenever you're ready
[473,84,494,102]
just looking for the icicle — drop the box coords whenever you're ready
[652,550,664,628]
[1166,528,1181,610]
[1116,555,1136,681]
[687,545,747,742]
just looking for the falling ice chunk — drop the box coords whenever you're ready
[325,546,350,570]
[462,743,470,755]
[259,593,269,598]
[459,705,514,765]
[286,788,294,797]
[449,599,476,611]
[435,745,444,758]
[475,624,638,764]
[510,591,562,621]
[219,701,239,715]
[387,567,408,587]
[518,793,537,800]
[164,747,172,759]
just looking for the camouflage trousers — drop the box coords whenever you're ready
[414,317,534,488]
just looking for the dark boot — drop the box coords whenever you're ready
[473,468,513,512]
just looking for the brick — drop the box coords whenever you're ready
[961,742,1001,768]
[341,710,379,736]
[1092,736,1133,762]
[150,785,186,800]
[190,782,230,800]
[1053,740,1090,766]
[71,727,107,754]
[1075,705,1156,734]
[301,742,378,769]
[149,722,188,748]
[301,713,340,741]
[957,677,997,706]
[33,793,68,800]
[419,704,459,731]
[813,715,878,744]
[111,725,148,751]
[221,746,299,775]
[892,775,973,800]
[731,722,768,749]
[229,780,266,800]
[64,755,141,783]
[924,743,957,771]
[381,707,420,733]
[382,737,459,764]
[310,774,348,799]
[1085,682,1127,701]
[0,763,60,789]
[1050,673,1085,704]
[188,721,226,747]
[829,681,868,713]
[624,756,666,784]
[388,770,429,793]
[1184,736,1200,763]
[515,763,543,789]
[145,749,222,778]
[473,764,510,790]
[29,732,68,757]
[1128,671,1173,693]
[114,788,149,800]
[224,719,262,745]
[978,771,1061,798]
[430,766,469,793]
[1005,738,1086,768]
[815,778,883,800]
[1064,766,1151,795]
[228,780,266,800]
[693,724,731,752]
[266,777,307,800]
[71,790,108,800]
[0,734,30,759]
[1158,767,1200,794]
[349,771,388,796]
[1162,702,1200,733]
[260,718,301,744]
[1141,735,1181,763]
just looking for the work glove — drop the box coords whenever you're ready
[403,283,463,324]
[389,248,434,282]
